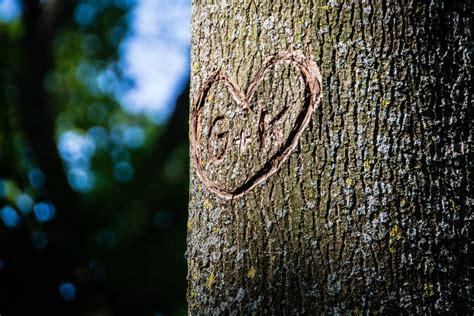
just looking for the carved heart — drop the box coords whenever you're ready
[190,50,322,199]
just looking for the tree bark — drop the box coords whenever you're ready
[187,0,473,314]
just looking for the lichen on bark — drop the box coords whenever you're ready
[187,0,473,314]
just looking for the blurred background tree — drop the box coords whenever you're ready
[0,0,190,315]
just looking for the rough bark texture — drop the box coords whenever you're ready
[187,0,473,314]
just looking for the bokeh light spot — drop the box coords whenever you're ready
[96,67,119,94]
[59,131,97,192]
[0,0,21,22]
[59,131,96,162]
[68,168,95,193]
[111,124,145,149]
[59,282,76,302]
[87,126,109,148]
[33,202,56,222]
[15,193,34,214]
[110,124,128,146]
[28,168,46,189]
[107,26,125,46]
[113,162,134,182]
[123,126,145,148]
[76,62,99,93]
[1,205,20,227]
[74,3,97,26]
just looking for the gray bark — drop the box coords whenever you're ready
[187,0,473,314]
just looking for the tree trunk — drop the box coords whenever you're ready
[187,0,473,314]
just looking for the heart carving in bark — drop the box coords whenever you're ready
[190,50,322,199]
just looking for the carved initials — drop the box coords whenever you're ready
[207,106,290,159]
[190,50,322,199]
[235,129,252,152]
[258,106,289,150]
[207,116,228,162]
